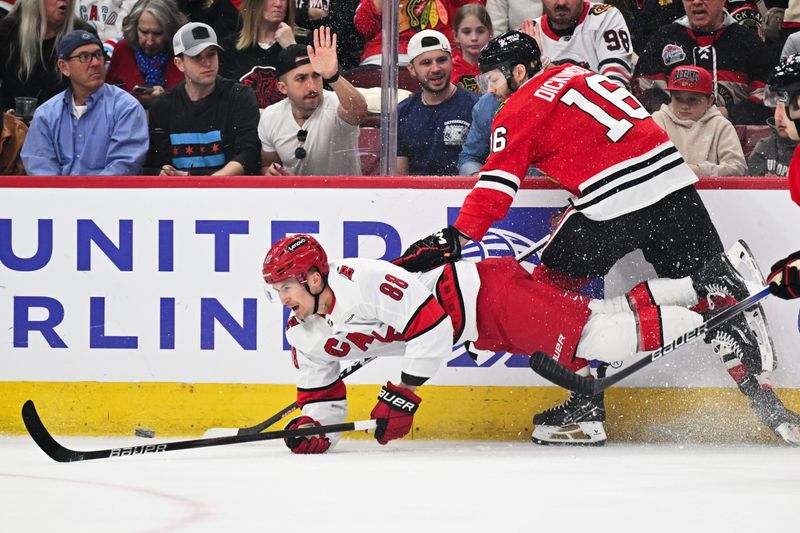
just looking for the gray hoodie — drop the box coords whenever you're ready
[747,118,800,177]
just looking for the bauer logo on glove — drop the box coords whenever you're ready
[370,382,422,445]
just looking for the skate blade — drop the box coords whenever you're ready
[531,422,607,446]
[775,423,800,446]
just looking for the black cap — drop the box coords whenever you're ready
[275,44,312,78]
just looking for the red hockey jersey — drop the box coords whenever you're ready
[455,63,698,241]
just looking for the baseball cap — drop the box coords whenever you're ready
[58,30,103,59]
[667,65,713,95]
[407,30,451,63]
[275,44,312,78]
[173,22,223,57]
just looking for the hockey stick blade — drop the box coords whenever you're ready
[529,352,599,395]
[199,356,378,438]
[22,400,376,463]
[529,287,771,395]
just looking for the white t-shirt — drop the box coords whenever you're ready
[258,91,362,176]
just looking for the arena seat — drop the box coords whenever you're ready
[344,64,421,93]
[359,127,381,176]
[736,125,772,159]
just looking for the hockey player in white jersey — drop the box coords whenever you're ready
[263,234,800,453]
[533,0,634,88]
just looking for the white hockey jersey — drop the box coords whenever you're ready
[286,258,480,447]
[536,2,634,88]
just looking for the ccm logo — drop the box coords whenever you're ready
[379,390,418,413]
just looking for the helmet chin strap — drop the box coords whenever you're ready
[305,276,329,315]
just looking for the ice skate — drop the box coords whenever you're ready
[531,391,607,446]
[706,315,800,446]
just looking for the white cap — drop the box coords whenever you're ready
[407,30,451,63]
[173,22,223,57]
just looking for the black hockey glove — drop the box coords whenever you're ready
[767,251,800,300]
[391,226,463,273]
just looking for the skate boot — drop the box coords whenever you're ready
[691,252,749,310]
[531,391,607,446]
[706,315,800,446]
[739,375,800,446]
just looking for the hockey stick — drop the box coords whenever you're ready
[21,400,376,463]
[515,234,550,264]
[202,356,378,438]
[529,286,772,396]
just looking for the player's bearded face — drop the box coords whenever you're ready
[543,0,583,29]
[476,69,511,101]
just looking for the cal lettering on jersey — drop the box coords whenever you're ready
[534,64,591,102]
[323,326,404,357]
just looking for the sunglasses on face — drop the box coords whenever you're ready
[295,129,308,160]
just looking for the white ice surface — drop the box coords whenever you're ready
[2,436,799,533]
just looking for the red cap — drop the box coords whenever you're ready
[667,65,713,95]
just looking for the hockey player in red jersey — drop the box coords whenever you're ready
[394,31,799,446]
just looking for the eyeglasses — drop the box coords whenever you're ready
[67,50,105,64]
[295,129,308,160]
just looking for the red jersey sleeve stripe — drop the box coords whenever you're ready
[297,379,347,408]
[402,294,448,341]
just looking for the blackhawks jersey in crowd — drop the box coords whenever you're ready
[634,11,770,113]
[286,258,480,447]
[536,2,634,88]
[454,63,697,241]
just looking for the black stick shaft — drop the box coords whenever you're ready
[235,356,377,436]
[22,400,374,463]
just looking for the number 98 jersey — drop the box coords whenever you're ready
[455,63,698,241]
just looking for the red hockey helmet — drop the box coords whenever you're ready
[262,234,329,285]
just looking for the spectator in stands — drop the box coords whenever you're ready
[534,0,634,89]
[620,0,685,54]
[0,0,94,111]
[258,27,367,175]
[219,0,299,109]
[178,0,240,41]
[75,0,136,43]
[398,29,478,175]
[20,30,148,175]
[634,0,772,125]
[106,0,186,107]
[451,3,492,92]
[486,0,541,37]
[294,0,363,71]
[781,31,800,60]
[148,22,261,175]
[652,65,746,176]
[0,110,27,174]
[354,0,472,66]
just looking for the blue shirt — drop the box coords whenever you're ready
[458,93,498,176]
[21,84,149,176]
[397,87,479,175]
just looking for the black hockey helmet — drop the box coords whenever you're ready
[765,54,800,109]
[477,30,541,92]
